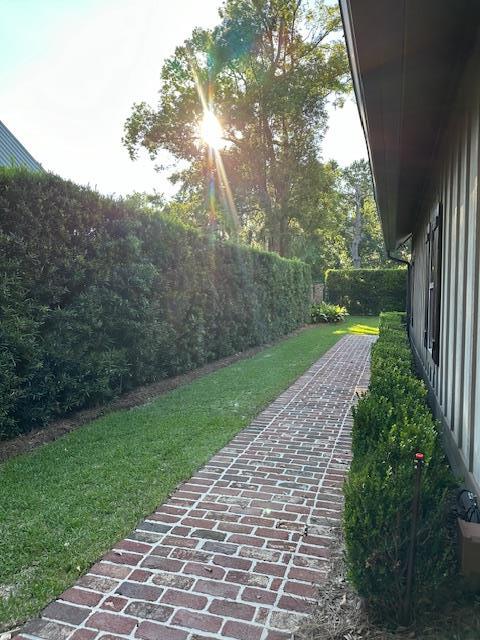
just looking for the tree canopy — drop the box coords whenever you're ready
[124,0,349,253]
[123,0,390,274]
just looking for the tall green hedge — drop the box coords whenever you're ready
[0,169,311,439]
[344,312,454,624]
[325,268,407,315]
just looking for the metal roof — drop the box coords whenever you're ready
[0,120,43,172]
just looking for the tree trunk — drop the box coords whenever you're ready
[351,188,363,268]
[277,210,289,257]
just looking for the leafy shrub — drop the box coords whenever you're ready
[344,311,455,624]
[310,301,348,323]
[0,168,311,438]
[350,393,394,464]
[325,268,407,315]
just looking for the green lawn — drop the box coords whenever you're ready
[0,317,378,630]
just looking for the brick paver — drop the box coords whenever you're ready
[18,334,374,640]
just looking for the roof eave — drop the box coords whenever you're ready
[339,0,480,251]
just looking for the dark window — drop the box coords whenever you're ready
[424,203,443,364]
[410,255,415,327]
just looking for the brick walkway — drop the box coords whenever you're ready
[18,334,374,640]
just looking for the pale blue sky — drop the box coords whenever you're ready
[0,0,366,197]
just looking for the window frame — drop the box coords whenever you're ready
[424,203,443,365]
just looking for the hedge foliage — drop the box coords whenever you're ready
[344,312,455,624]
[325,268,407,315]
[0,168,311,439]
[310,302,348,324]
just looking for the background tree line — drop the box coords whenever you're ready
[123,0,392,280]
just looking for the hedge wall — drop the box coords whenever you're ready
[344,312,454,624]
[0,169,311,439]
[325,268,407,315]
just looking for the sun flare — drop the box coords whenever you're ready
[199,110,224,149]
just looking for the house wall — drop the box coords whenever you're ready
[410,35,480,492]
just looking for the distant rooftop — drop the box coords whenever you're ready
[0,120,43,172]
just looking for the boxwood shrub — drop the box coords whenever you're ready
[0,168,311,439]
[325,268,407,315]
[344,312,455,624]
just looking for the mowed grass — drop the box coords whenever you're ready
[0,317,378,630]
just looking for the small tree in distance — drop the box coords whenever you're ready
[341,159,388,269]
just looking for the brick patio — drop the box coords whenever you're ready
[18,334,374,640]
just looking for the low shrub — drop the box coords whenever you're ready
[0,168,312,438]
[344,311,455,624]
[325,268,407,315]
[310,302,348,323]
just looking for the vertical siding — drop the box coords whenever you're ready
[410,229,423,360]
[471,85,480,480]
[450,135,460,439]
[439,154,453,416]
[455,123,468,450]
[462,113,474,463]
[410,38,480,487]
[446,150,457,431]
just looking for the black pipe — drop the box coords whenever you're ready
[402,452,424,625]
[387,250,410,267]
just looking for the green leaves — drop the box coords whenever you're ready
[0,167,311,438]
[122,0,350,256]
[326,268,407,315]
[344,312,455,624]
[310,301,347,323]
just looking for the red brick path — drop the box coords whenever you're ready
[18,334,374,640]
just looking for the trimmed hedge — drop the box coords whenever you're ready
[0,168,311,439]
[325,268,407,315]
[344,312,455,624]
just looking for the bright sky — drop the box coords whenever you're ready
[1,0,367,198]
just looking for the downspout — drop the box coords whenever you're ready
[387,250,410,268]
[387,249,412,330]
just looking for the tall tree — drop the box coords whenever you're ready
[341,159,388,268]
[123,0,350,256]
[287,159,351,278]
[122,191,165,214]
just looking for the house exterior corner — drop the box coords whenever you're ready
[341,0,480,491]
